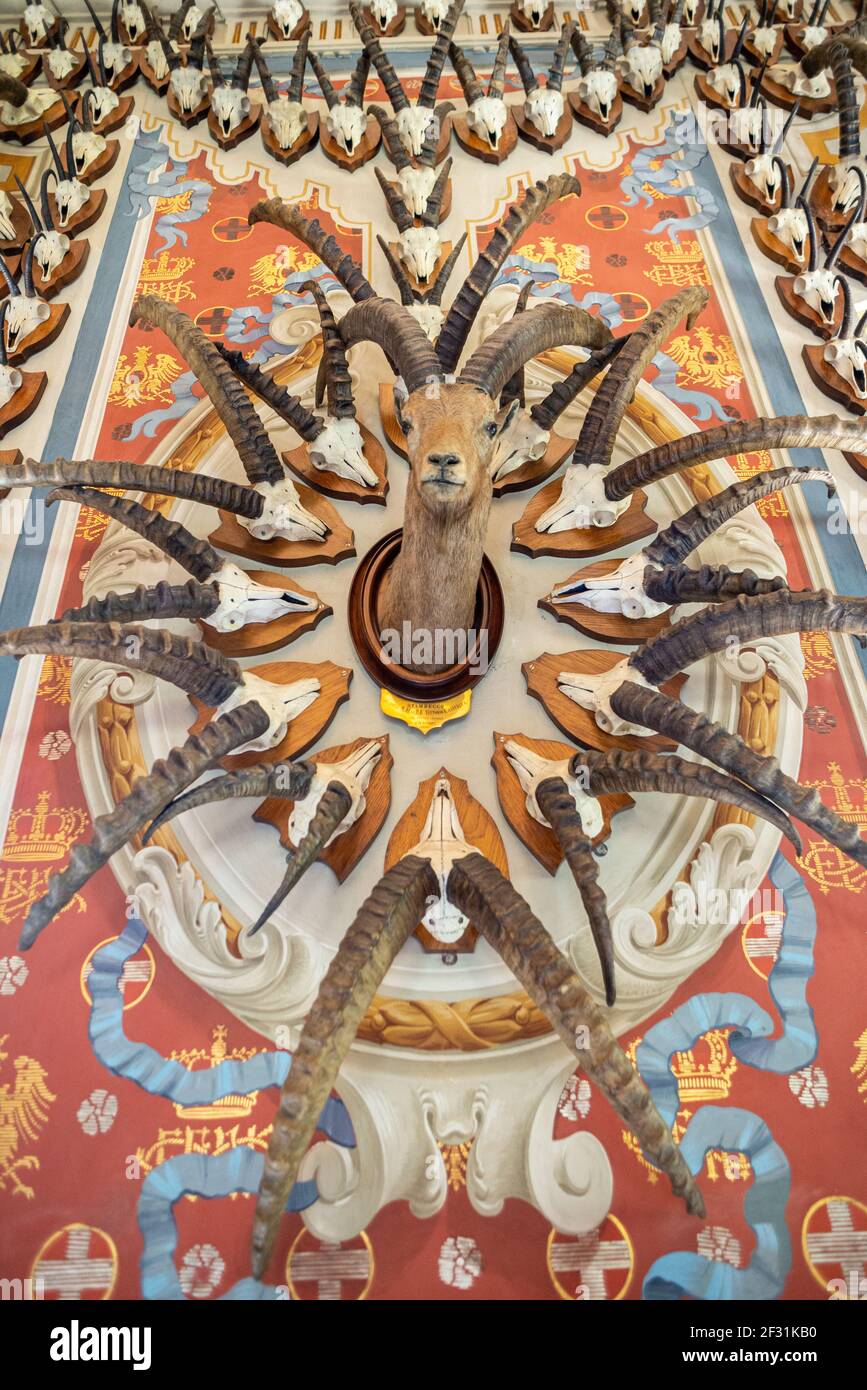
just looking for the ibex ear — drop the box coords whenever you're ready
[393,381,410,435]
[496,399,520,435]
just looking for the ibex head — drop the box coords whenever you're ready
[396,383,517,516]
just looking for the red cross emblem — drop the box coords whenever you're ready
[613,291,650,322]
[585,205,628,232]
[194,306,233,338]
[211,217,253,244]
[547,1216,634,1300]
[286,1230,373,1300]
[31,1223,118,1300]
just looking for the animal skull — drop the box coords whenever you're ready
[326,102,368,155]
[619,45,663,101]
[660,24,683,65]
[120,2,145,41]
[44,49,78,81]
[205,561,316,632]
[467,95,508,149]
[697,18,723,62]
[407,302,445,341]
[266,96,307,149]
[370,0,398,28]
[145,38,176,81]
[504,740,604,839]
[52,176,91,228]
[288,741,381,847]
[799,25,828,51]
[767,205,810,260]
[101,42,132,80]
[170,65,208,114]
[409,776,472,945]
[730,103,763,150]
[517,0,547,27]
[525,87,565,138]
[87,85,121,125]
[823,336,867,398]
[830,164,864,214]
[216,671,320,752]
[778,65,830,97]
[749,26,778,59]
[419,0,450,26]
[577,69,618,121]
[775,0,798,17]
[535,461,630,532]
[395,105,437,158]
[0,364,23,409]
[396,164,437,217]
[550,551,669,620]
[309,416,377,486]
[397,225,442,285]
[706,60,742,107]
[23,3,52,42]
[211,86,250,138]
[0,53,28,78]
[70,129,107,176]
[849,221,867,262]
[272,0,304,38]
[557,657,653,738]
[744,152,783,203]
[682,0,701,22]
[490,406,549,481]
[243,477,329,544]
[622,0,645,23]
[181,3,203,40]
[1,90,57,126]
[792,267,842,324]
[4,292,51,354]
[32,230,71,281]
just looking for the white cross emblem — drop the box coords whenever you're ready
[35,1225,115,1300]
[289,1240,371,1300]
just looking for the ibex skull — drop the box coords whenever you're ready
[793,267,842,323]
[326,102,368,154]
[467,95,508,149]
[525,88,565,138]
[170,65,208,113]
[577,69,618,121]
[767,205,810,260]
[272,0,304,38]
[211,86,251,138]
[23,3,52,41]
[267,97,307,149]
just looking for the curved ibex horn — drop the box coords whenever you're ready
[375,164,413,229]
[800,194,820,271]
[304,279,356,420]
[344,48,370,107]
[604,413,867,500]
[549,21,573,91]
[129,295,286,487]
[488,23,510,98]
[610,678,867,867]
[500,280,536,408]
[249,34,277,103]
[570,27,594,76]
[529,335,629,431]
[333,296,444,393]
[417,0,463,107]
[449,39,484,104]
[350,0,408,109]
[15,705,270,949]
[248,199,376,302]
[509,34,538,95]
[437,173,584,375]
[424,232,466,306]
[459,303,613,400]
[143,760,316,843]
[306,46,339,108]
[3,456,264,518]
[214,343,324,443]
[370,103,411,168]
[643,465,835,567]
[45,487,223,582]
[248,783,353,934]
[571,286,708,472]
[58,579,222,627]
[232,33,257,91]
[420,155,451,228]
[287,31,309,104]
[446,852,705,1214]
[251,854,439,1275]
[204,37,224,86]
[168,0,196,41]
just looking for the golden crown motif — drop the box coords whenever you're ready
[138,251,196,284]
[2,792,88,863]
[671,1030,738,1103]
[171,1026,261,1120]
[803,763,867,825]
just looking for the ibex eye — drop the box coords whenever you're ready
[484,421,498,438]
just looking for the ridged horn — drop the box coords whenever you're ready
[449,39,484,104]
[424,232,466,305]
[3,456,263,518]
[47,487,222,581]
[0,70,27,106]
[335,296,444,394]
[418,0,463,107]
[142,760,316,843]
[803,39,860,158]
[549,21,573,91]
[643,561,789,605]
[500,280,536,408]
[488,23,510,98]
[0,620,243,704]
[251,855,439,1276]
[375,163,413,229]
[509,33,538,95]
[530,335,628,430]
[248,783,353,935]
[459,302,612,399]
[535,777,616,1005]
[288,31,309,104]
[129,296,286,487]
[345,48,370,107]
[248,199,376,302]
[610,681,867,866]
[58,578,221,627]
[377,233,416,305]
[604,413,867,501]
[18,705,269,949]
[644,466,835,567]
[306,45,339,108]
[214,343,324,442]
[437,173,583,375]
[447,852,705,1216]
[420,155,451,228]
[571,286,708,471]
[304,279,355,419]
[350,0,409,109]
[370,103,411,168]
